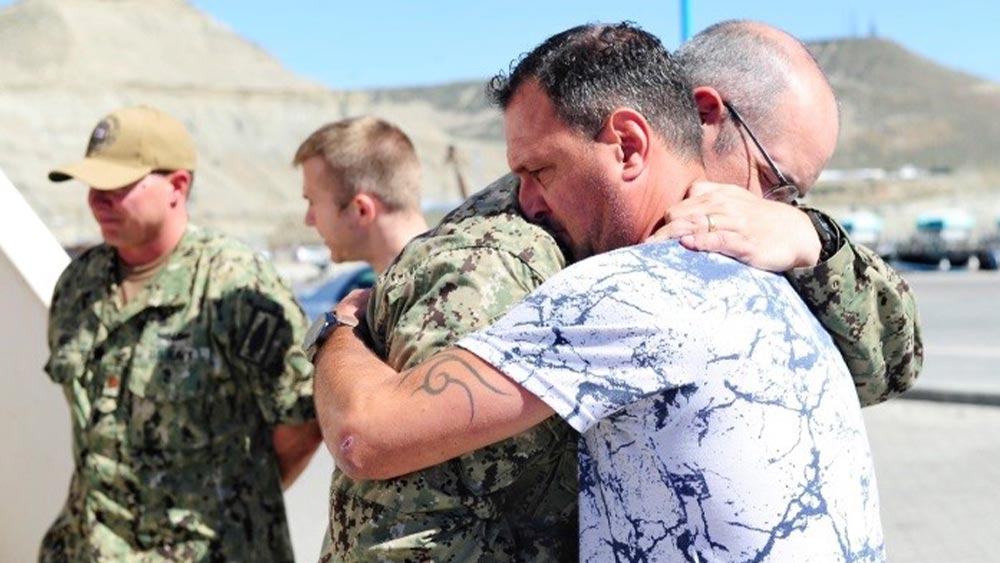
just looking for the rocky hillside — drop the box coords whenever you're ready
[810,38,1000,170]
[0,0,506,247]
[1,0,996,247]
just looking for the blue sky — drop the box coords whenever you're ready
[185,0,998,90]
[1,1,994,89]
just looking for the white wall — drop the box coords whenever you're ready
[285,450,335,561]
[0,169,72,561]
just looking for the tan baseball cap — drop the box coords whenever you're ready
[49,105,197,190]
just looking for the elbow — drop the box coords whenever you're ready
[325,413,396,481]
[314,365,403,480]
[330,430,376,481]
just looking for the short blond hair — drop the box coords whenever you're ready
[294,116,421,212]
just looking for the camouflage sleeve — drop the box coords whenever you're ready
[211,249,315,425]
[785,210,923,406]
[43,262,78,378]
[44,254,92,382]
[45,263,73,355]
[372,245,562,371]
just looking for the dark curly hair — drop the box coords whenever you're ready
[488,22,702,161]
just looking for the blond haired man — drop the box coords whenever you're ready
[294,116,428,275]
[294,116,431,561]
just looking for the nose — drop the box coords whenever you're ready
[517,178,550,223]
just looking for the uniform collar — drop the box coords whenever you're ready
[99,225,202,324]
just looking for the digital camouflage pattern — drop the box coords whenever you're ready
[40,225,313,563]
[320,176,921,562]
[321,174,579,563]
[787,207,922,406]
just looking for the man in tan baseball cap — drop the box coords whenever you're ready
[49,105,196,190]
[39,105,321,562]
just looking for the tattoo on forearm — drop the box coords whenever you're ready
[399,353,509,422]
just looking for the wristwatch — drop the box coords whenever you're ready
[803,208,843,263]
[303,310,359,361]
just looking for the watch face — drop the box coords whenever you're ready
[304,312,332,350]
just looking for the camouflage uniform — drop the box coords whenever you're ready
[322,175,578,562]
[40,225,314,563]
[321,176,921,562]
[788,207,923,405]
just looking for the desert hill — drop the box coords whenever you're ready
[1,0,997,247]
[0,0,506,247]
[810,37,1000,170]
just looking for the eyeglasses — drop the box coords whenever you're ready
[722,100,800,203]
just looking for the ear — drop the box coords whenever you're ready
[600,108,650,182]
[166,170,192,207]
[693,86,726,148]
[352,192,380,226]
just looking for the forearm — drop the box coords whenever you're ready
[272,420,322,490]
[313,327,552,480]
[787,225,922,406]
[312,326,394,479]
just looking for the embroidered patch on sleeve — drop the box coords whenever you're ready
[239,308,280,366]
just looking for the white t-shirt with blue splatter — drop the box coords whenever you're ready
[458,241,885,563]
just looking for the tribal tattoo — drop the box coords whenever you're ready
[399,353,510,422]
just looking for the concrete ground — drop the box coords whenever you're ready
[901,271,1000,398]
[864,399,999,562]
[863,270,1000,561]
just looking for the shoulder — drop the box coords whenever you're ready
[368,178,567,365]
[180,225,260,263]
[560,241,777,290]
[60,242,112,277]
[373,174,566,327]
[391,174,565,283]
[438,173,521,223]
[521,242,694,300]
[436,174,563,267]
[180,226,281,286]
[516,241,790,325]
[52,243,113,299]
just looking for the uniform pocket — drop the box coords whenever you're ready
[128,330,211,400]
[126,329,216,451]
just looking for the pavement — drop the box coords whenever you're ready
[864,400,1000,563]
[896,270,1000,402]
[865,270,1000,562]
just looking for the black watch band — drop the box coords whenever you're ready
[304,310,359,361]
[804,209,842,263]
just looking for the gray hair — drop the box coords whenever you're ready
[676,20,796,154]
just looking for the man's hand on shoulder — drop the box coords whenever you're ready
[653,181,822,272]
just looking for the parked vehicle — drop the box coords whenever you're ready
[975,216,1000,271]
[839,210,894,258]
[895,209,978,268]
[840,210,883,248]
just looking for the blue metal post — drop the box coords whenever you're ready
[680,0,692,42]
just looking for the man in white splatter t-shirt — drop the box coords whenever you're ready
[317,22,885,562]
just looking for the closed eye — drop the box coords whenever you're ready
[529,168,548,187]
